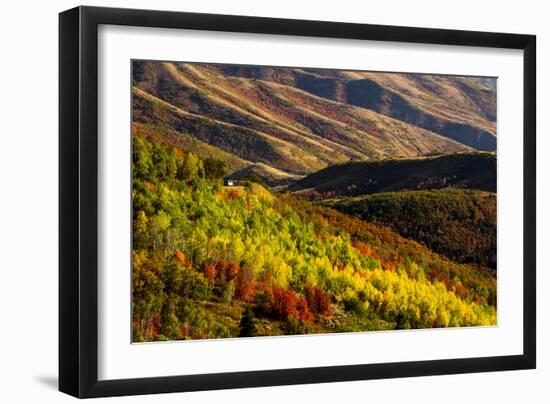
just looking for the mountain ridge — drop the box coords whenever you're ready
[288,152,496,196]
[207,64,497,150]
[131,61,493,177]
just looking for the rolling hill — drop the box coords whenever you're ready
[326,188,497,269]
[288,153,496,196]
[131,61,497,178]
[131,61,499,341]
[132,134,496,341]
[226,163,301,187]
[203,65,497,150]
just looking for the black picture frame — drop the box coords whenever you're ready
[59,5,536,398]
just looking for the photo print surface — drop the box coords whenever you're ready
[131,60,497,342]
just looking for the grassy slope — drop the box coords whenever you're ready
[133,87,324,175]
[216,65,497,151]
[132,61,474,176]
[227,163,302,187]
[326,188,497,269]
[289,153,496,196]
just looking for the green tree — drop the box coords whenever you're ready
[180,152,203,180]
[204,157,226,180]
[160,304,180,340]
[222,280,236,304]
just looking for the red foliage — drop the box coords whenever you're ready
[427,272,468,299]
[271,287,314,322]
[304,285,332,317]
[214,259,240,283]
[235,267,256,302]
[226,189,240,200]
[352,240,371,256]
[271,287,298,319]
[352,240,402,271]
[227,263,240,281]
[296,297,314,322]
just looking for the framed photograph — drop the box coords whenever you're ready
[59,6,536,398]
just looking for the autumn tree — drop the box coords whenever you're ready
[304,285,332,317]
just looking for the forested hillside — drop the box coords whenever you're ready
[289,153,496,197]
[326,188,497,269]
[132,134,496,341]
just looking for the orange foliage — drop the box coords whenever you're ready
[143,180,157,191]
[352,240,371,256]
[227,189,240,200]
[427,272,468,299]
[203,264,217,285]
[174,250,187,266]
[352,240,402,271]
